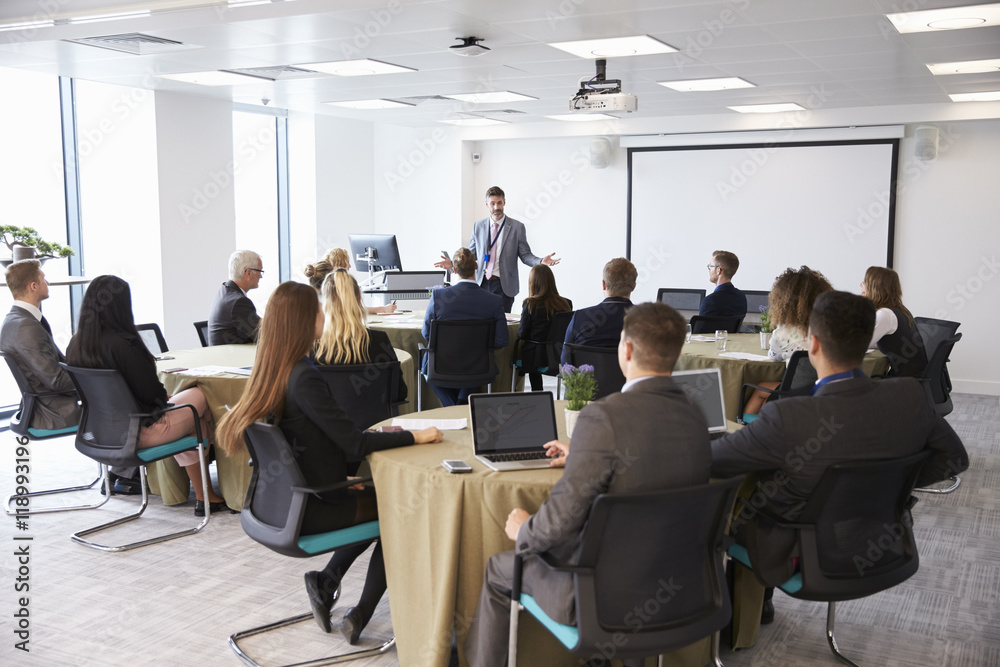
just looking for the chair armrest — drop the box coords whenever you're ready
[291,477,374,495]
[737,382,775,422]
[533,550,592,575]
[734,496,810,530]
[26,389,78,399]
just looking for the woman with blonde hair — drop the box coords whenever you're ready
[304,248,396,314]
[315,269,407,403]
[861,266,927,377]
[216,281,442,643]
[517,264,572,391]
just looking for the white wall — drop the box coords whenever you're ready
[314,115,375,266]
[155,92,237,349]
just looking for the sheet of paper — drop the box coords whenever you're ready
[689,335,717,342]
[182,366,229,377]
[391,418,468,430]
[718,352,772,361]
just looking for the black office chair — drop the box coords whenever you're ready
[737,350,816,424]
[512,310,574,391]
[1,351,102,516]
[228,422,395,665]
[59,363,213,552]
[135,323,169,355]
[509,477,744,667]
[418,319,498,410]
[740,290,770,333]
[562,343,625,400]
[316,361,405,429]
[690,315,743,335]
[656,288,706,312]
[727,450,931,667]
[913,317,960,413]
[194,320,210,348]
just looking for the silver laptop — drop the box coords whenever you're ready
[469,392,559,471]
[671,368,729,436]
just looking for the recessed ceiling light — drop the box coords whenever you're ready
[549,35,676,59]
[299,59,415,77]
[0,19,55,32]
[545,114,618,122]
[927,59,1000,75]
[326,99,415,110]
[949,91,1000,102]
[886,3,1000,33]
[157,70,264,86]
[728,103,805,113]
[68,10,150,24]
[658,77,755,92]
[439,117,508,126]
[443,91,537,104]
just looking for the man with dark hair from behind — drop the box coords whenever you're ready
[465,302,712,666]
[700,249,747,318]
[711,291,967,623]
[561,257,637,364]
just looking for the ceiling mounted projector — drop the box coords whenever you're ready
[570,59,637,113]
[450,36,490,56]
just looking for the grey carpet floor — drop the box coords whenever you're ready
[1,391,997,666]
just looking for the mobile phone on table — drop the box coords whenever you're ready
[442,459,472,474]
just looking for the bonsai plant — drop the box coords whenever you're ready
[561,363,597,438]
[0,225,75,261]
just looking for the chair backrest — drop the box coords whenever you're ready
[59,363,142,466]
[689,314,743,334]
[135,323,168,355]
[241,422,312,558]
[194,320,210,348]
[570,477,743,659]
[656,288,705,312]
[778,350,818,394]
[563,343,625,400]
[742,290,770,314]
[1,350,38,437]
[315,361,402,430]
[920,333,961,414]
[791,450,931,600]
[913,316,959,362]
[543,310,575,370]
[425,319,497,388]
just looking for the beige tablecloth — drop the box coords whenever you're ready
[677,333,889,421]
[369,403,720,667]
[148,345,413,509]
[368,310,523,412]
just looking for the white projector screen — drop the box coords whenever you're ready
[627,140,898,302]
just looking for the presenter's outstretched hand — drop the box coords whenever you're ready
[434,254,454,270]
[541,253,560,266]
[413,427,444,444]
[544,439,569,467]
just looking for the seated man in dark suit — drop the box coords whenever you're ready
[208,249,263,345]
[465,303,712,667]
[711,291,968,620]
[421,247,508,406]
[560,257,636,364]
[700,250,747,318]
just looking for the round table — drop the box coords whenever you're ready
[147,345,414,509]
[367,309,523,411]
[677,333,889,421]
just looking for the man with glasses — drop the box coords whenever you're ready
[700,250,747,318]
[208,249,263,345]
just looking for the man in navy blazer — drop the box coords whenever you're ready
[561,257,637,364]
[700,250,747,318]
[435,186,559,313]
[422,247,509,406]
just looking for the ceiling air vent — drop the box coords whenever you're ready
[224,66,321,81]
[66,33,192,55]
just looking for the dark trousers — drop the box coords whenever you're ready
[481,277,514,313]
[429,383,479,407]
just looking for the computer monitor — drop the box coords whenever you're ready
[348,234,403,272]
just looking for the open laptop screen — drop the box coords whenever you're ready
[670,369,727,432]
[469,392,558,455]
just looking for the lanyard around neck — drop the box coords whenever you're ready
[811,368,864,395]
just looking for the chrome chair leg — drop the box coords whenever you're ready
[72,444,212,552]
[508,600,522,667]
[711,629,724,667]
[826,601,860,667]
[914,476,961,494]
[6,461,109,515]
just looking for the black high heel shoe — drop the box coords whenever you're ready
[305,571,336,633]
[340,606,366,645]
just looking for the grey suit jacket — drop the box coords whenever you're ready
[468,216,541,298]
[208,281,260,345]
[516,375,713,622]
[0,306,80,430]
[711,375,968,584]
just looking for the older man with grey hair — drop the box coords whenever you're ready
[208,249,263,345]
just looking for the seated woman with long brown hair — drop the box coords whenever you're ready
[66,275,225,516]
[861,266,927,377]
[304,247,396,315]
[216,281,442,643]
[517,264,572,391]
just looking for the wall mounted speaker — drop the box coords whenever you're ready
[590,137,612,169]
[914,125,939,161]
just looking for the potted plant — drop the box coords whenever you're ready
[561,363,597,438]
[758,305,773,350]
[0,225,75,265]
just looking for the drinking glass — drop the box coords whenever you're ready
[685,323,692,343]
[715,330,728,352]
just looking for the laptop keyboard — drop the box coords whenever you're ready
[486,451,549,463]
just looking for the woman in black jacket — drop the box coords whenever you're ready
[517,264,572,391]
[217,281,441,643]
[65,275,225,515]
